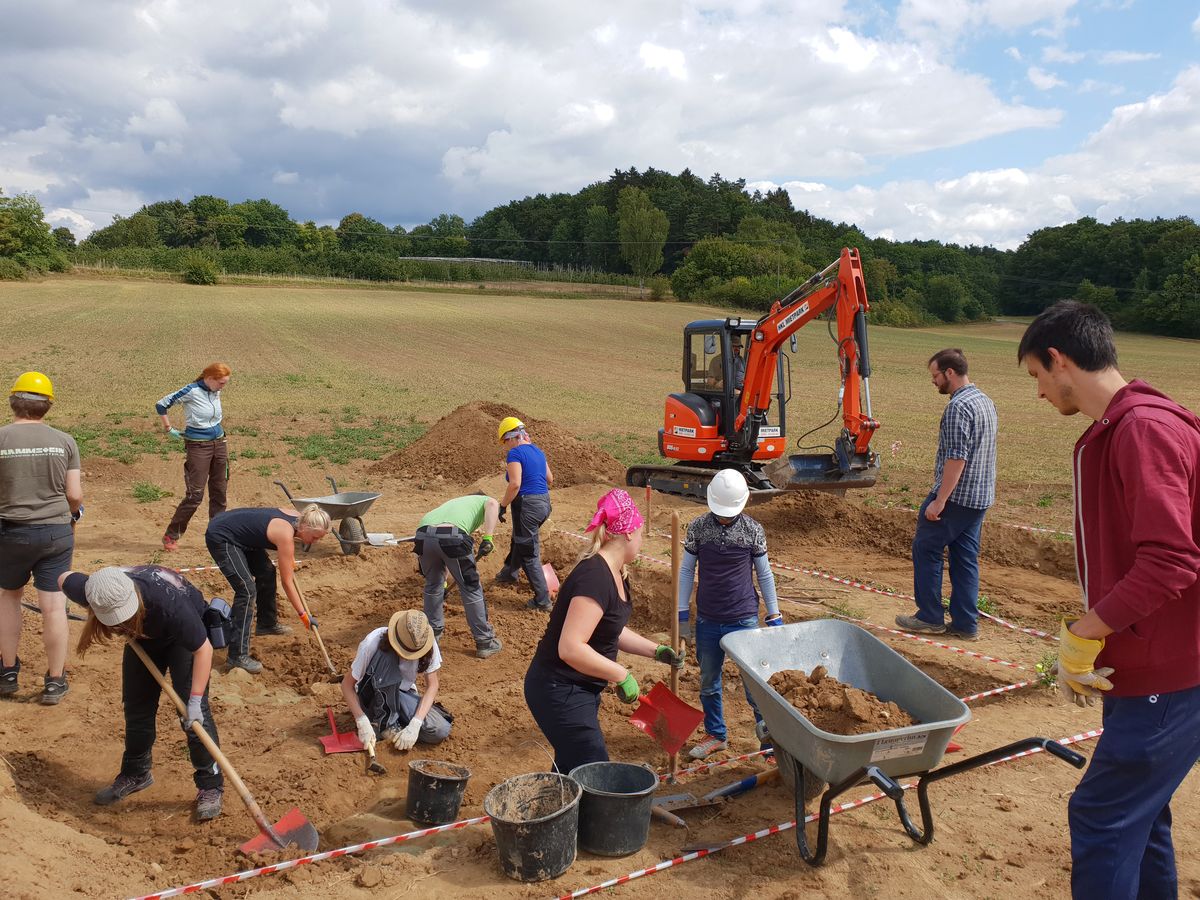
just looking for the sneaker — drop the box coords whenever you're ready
[494,571,519,585]
[195,787,223,821]
[755,721,773,753]
[40,673,69,705]
[944,626,980,642]
[475,638,503,659]
[894,614,947,635]
[95,772,154,806]
[688,734,729,760]
[0,657,19,698]
[162,533,179,551]
[255,623,292,636]
[225,655,263,674]
[526,598,552,611]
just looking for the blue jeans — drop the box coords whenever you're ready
[911,492,987,633]
[696,616,763,741]
[1069,683,1200,899]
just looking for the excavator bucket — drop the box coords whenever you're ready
[771,453,880,493]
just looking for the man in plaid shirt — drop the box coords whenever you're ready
[897,349,997,641]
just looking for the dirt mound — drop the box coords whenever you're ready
[768,666,917,735]
[371,401,625,488]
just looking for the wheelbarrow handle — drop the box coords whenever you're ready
[326,475,340,494]
[274,480,296,503]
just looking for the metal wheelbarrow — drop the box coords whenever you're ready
[722,619,1086,866]
[275,477,381,556]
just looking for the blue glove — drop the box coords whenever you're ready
[766,614,784,627]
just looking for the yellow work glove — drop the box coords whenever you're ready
[1056,618,1115,707]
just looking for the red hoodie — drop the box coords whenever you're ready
[1074,380,1200,696]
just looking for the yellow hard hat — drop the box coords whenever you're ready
[497,416,525,443]
[10,371,54,401]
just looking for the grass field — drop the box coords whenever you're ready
[4,275,1198,527]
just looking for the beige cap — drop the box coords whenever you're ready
[388,610,434,660]
[84,568,140,626]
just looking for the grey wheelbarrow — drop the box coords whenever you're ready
[722,619,1086,866]
[274,477,381,556]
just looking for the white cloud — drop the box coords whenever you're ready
[1005,46,1022,61]
[126,98,188,138]
[454,49,491,69]
[1028,66,1066,90]
[1194,13,1200,33]
[898,0,1078,46]
[1098,50,1160,64]
[1043,46,1083,64]
[272,170,299,185]
[639,43,687,80]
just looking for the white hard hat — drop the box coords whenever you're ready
[707,469,749,518]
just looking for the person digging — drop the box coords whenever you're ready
[63,566,227,822]
[341,610,452,755]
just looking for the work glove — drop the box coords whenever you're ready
[355,714,376,753]
[181,694,204,731]
[616,672,640,704]
[71,504,84,523]
[392,718,423,751]
[168,427,183,440]
[654,644,686,668]
[1056,618,1115,707]
[677,610,693,643]
[765,613,784,627]
[498,505,507,523]
[299,610,317,631]
[478,537,494,558]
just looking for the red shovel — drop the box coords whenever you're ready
[543,563,560,597]
[319,707,364,754]
[629,682,704,757]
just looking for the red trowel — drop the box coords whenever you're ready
[319,707,364,754]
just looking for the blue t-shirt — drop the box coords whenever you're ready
[506,443,549,495]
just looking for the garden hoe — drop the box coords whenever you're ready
[128,640,319,854]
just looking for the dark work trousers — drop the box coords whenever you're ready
[121,640,222,790]
[911,492,988,634]
[416,525,495,645]
[166,439,228,539]
[523,659,607,775]
[207,540,278,658]
[502,493,551,605]
[1069,683,1200,899]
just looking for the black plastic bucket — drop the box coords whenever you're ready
[484,772,582,882]
[568,762,658,857]
[405,759,471,826]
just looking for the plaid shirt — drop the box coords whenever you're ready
[933,384,997,509]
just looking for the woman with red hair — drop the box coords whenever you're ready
[155,362,232,551]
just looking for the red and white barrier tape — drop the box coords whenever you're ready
[957,680,1034,704]
[833,613,1028,671]
[978,610,1058,642]
[130,816,489,900]
[556,728,1102,899]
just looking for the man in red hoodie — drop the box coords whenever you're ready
[1018,301,1200,900]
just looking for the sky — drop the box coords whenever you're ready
[1,0,1197,250]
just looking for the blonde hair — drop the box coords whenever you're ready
[576,523,630,578]
[297,503,332,533]
[77,593,146,655]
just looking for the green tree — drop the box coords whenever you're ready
[231,198,296,247]
[583,204,615,270]
[0,191,67,271]
[617,186,669,293]
[52,226,76,251]
[336,212,389,252]
[924,274,968,322]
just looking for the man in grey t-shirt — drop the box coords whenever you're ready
[0,372,83,705]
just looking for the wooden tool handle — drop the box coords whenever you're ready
[293,576,338,676]
[669,511,682,781]
[126,639,285,847]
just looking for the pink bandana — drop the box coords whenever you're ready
[585,488,644,535]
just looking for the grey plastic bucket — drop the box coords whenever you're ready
[568,762,658,857]
[405,759,471,826]
[484,772,582,882]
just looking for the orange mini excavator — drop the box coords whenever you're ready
[626,247,880,503]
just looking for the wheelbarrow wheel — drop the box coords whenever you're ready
[338,517,365,556]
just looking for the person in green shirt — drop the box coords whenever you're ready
[415,495,502,659]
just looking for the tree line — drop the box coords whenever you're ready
[3,170,1198,335]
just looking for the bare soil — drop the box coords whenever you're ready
[768,667,918,735]
[1,399,1198,900]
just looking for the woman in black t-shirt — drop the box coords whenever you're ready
[524,489,684,774]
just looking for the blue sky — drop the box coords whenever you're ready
[1,1,1197,249]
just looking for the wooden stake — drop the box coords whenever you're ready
[645,484,653,533]
[669,510,681,782]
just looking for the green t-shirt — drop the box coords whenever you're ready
[418,496,489,534]
[0,422,81,524]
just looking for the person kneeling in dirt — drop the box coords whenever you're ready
[62,565,225,822]
[205,504,332,674]
[414,494,503,659]
[342,610,452,753]
[678,469,782,760]
[524,489,684,774]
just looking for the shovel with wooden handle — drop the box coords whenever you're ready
[669,510,683,782]
[126,639,319,854]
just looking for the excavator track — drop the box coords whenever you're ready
[625,463,786,506]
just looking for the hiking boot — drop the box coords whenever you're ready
[0,658,19,698]
[526,598,552,612]
[162,533,179,552]
[894,614,946,635]
[40,673,69,705]
[494,571,519,585]
[475,638,503,659]
[944,626,980,643]
[256,623,292,636]
[225,655,263,674]
[688,734,729,760]
[95,772,154,806]
[195,787,223,821]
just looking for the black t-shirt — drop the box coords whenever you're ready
[64,565,209,651]
[531,555,631,688]
[206,507,297,550]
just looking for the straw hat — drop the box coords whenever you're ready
[388,610,434,659]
